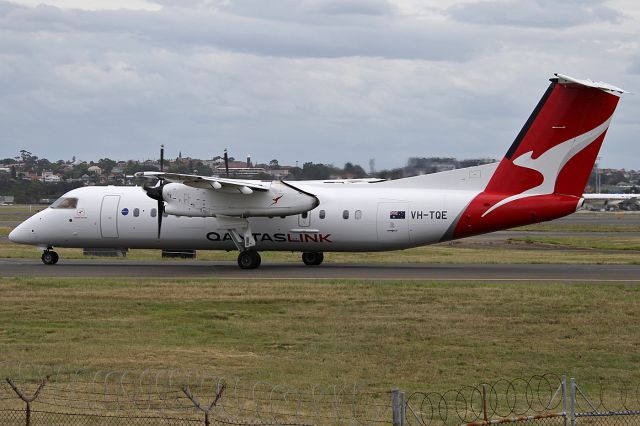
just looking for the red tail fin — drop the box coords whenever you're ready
[453,74,624,239]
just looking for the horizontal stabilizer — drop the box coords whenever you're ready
[554,73,628,94]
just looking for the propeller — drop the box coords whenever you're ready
[142,145,167,239]
[223,148,229,178]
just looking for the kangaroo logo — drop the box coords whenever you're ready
[482,116,613,217]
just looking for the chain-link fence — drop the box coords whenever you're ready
[1,366,639,426]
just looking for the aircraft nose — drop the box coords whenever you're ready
[9,223,31,244]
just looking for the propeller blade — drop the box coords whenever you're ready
[142,144,165,239]
[160,144,164,172]
[157,198,163,239]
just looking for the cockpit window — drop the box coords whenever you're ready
[51,197,78,209]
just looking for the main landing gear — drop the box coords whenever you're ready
[41,248,59,265]
[219,217,325,269]
[302,252,324,266]
[237,250,261,269]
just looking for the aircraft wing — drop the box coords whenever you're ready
[136,171,271,193]
[582,194,637,201]
[581,193,638,209]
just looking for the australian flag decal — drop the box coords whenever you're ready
[389,211,406,219]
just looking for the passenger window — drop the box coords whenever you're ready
[301,212,308,219]
[319,210,326,219]
[151,208,157,217]
[133,208,139,217]
[355,210,362,220]
[51,197,78,209]
[342,210,349,219]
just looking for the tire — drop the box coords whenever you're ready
[302,252,324,266]
[237,250,261,269]
[41,251,59,265]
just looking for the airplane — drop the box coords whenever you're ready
[582,193,638,211]
[9,73,626,269]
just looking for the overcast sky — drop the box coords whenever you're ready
[1,0,639,170]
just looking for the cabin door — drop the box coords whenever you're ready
[100,195,120,238]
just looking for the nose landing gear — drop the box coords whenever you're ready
[41,249,59,265]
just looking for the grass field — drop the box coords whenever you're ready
[0,277,639,393]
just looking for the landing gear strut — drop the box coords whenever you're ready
[41,249,59,265]
[302,252,324,266]
[218,217,263,269]
[237,250,262,269]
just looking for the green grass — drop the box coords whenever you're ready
[0,277,639,391]
[515,223,640,232]
[510,236,640,251]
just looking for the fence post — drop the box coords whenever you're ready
[182,383,226,426]
[392,389,405,426]
[562,376,568,426]
[482,384,489,424]
[5,377,48,426]
[570,377,576,426]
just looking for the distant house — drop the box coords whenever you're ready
[41,171,62,182]
[213,161,266,178]
[87,165,102,175]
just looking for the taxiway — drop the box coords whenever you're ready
[1,259,639,281]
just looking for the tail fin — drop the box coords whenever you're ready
[452,74,625,239]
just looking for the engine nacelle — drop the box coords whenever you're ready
[162,181,318,218]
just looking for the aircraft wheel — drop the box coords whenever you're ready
[41,250,59,265]
[302,252,324,266]
[237,250,261,269]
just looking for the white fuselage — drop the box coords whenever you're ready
[9,164,498,253]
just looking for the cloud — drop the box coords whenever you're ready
[0,1,482,61]
[448,0,621,28]
[0,0,638,169]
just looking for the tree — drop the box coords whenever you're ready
[19,150,39,173]
[192,161,213,176]
[269,159,280,170]
[123,161,159,175]
[98,158,117,175]
[19,149,32,162]
[343,162,367,178]
[35,158,52,174]
[287,162,339,180]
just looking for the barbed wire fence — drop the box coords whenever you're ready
[0,365,639,426]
